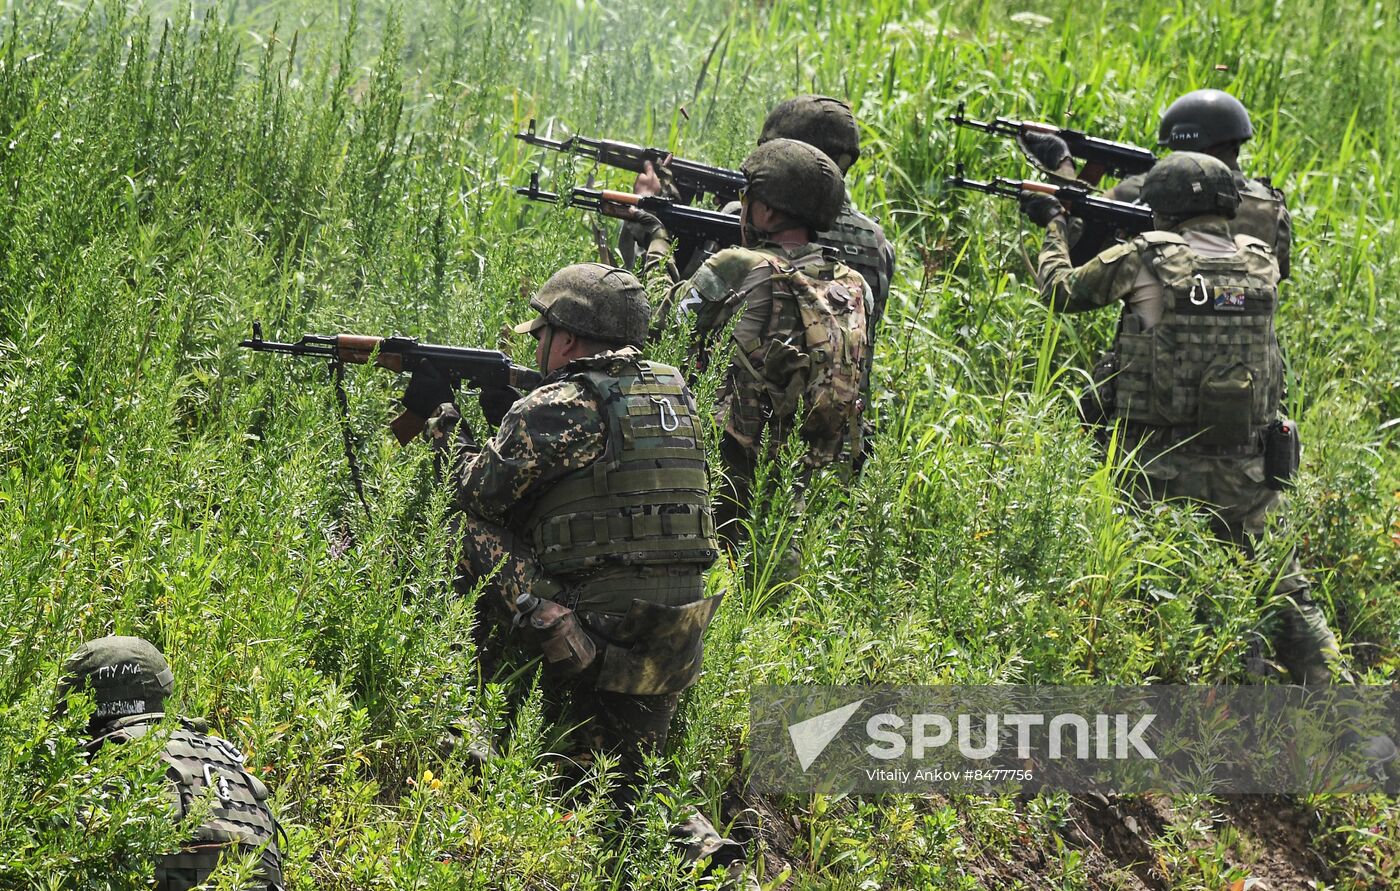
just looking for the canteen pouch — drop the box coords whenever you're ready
[1263,418,1301,491]
[597,595,723,695]
[525,599,598,678]
[1197,363,1255,446]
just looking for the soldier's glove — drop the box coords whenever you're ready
[514,594,598,678]
[401,361,455,418]
[1017,131,1073,173]
[1019,192,1065,228]
[622,210,670,251]
[478,385,521,427]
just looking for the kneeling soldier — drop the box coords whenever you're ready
[406,263,723,812]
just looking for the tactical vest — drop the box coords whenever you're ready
[90,716,283,891]
[817,202,890,328]
[1113,231,1283,447]
[726,249,870,466]
[1231,174,1288,268]
[523,355,718,576]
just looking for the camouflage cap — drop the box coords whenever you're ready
[740,138,846,231]
[758,95,861,172]
[513,263,651,348]
[1140,151,1241,224]
[1158,89,1254,150]
[56,635,174,731]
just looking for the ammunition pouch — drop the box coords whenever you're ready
[1078,350,1118,432]
[1263,418,1301,491]
[1197,362,1255,446]
[597,594,723,695]
[522,599,598,678]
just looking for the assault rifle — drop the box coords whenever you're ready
[240,322,541,445]
[946,165,1155,265]
[516,118,746,206]
[515,172,741,250]
[949,102,1157,184]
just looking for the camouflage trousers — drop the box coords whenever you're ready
[454,514,682,812]
[1132,445,1340,685]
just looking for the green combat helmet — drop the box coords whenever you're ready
[1158,89,1254,151]
[512,263,651,349]
[740,138,846,232]
[758,95,862,172]
[56,635,174,735]
[1138,151,1241,228]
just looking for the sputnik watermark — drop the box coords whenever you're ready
[750,686,1400,794]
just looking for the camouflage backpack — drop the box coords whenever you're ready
[727,250,870,466]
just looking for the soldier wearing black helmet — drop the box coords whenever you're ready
[404,263,725,829]
[1025,88,1292,278]
[650,139,870,552]
[55,636,284,891]
[1020,152,1339,687]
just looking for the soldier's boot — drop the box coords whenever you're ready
[671,811,750,884]
[1270,582,1342,686]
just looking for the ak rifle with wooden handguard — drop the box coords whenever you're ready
[239,322,541,444]
[516,118,746,206]
[515,172,741,249]
[947,165,1155,265]
[949,102,1157,185]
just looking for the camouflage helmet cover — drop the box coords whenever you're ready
[758,95,862,172]
[1158,89,1254,150]
[740,138,846,231]
[56,635,174,731]
[1140,151,1241,224]
[513,263,651,348]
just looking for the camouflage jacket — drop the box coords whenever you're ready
[454,360,610,527]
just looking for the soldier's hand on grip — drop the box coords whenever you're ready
[1017,131,1073,173]
[401,361,455,418]
[1019,191,1064,227]
[478,385,521,427]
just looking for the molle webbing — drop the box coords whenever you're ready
[818,206,887,310]
[1114,233,1282,442]
[163,727,281,853]
[527,359,717,574]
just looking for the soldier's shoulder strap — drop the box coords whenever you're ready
[689,246,771,303]
[1133,230,1188,248]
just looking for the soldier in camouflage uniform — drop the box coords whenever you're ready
[633,139,870,550]
[1024,89,1291,277]
[405,264,726,817]
[55,636,283,890]
[1021,153,1337,685]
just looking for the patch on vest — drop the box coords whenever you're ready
[1212,287,1247,311]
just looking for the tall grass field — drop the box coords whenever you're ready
[0,0,1396,888]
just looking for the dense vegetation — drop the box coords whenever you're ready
[0,0,1395,887]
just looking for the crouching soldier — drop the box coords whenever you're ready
[56,635,284,890]
[406,264,726,816]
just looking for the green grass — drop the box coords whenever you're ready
[0,0,1396,888]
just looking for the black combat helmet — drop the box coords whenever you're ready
[1158,89,1254,151]
[1139,151,1241,227]
[740,138,846,232]
[56,635,174,735]
[513,263,651,349]
[758,95,862,173]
